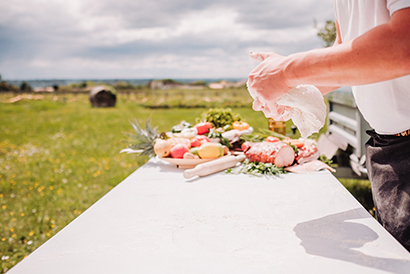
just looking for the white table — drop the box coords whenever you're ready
[8,158,410,273]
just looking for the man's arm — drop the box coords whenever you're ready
[248,8,410,102]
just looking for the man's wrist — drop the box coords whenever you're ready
[283,53,304,88]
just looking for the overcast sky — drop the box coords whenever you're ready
[0,0,334,80]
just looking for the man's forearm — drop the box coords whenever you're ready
[285,8,410,88]
[316,86,341,95]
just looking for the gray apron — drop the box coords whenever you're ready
[366,129,410,251]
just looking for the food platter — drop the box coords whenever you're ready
[159,153,231,169]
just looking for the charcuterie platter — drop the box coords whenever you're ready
[121,108,334,178]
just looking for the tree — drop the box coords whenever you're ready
[20,81,32,91]
[317,20,336,47]
[0,81,19,91]
[190,80,206,86]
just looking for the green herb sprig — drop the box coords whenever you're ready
[318,154,334,166]
[227,159,286,177]
[240,128,286,143]
[207,129,232,148]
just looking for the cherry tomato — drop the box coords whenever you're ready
[190,135,210,147]
[266,136,280,142]
[283,137,305,148]
[190,138,201,147]
[288,139,305,148]
[194,122,213,135]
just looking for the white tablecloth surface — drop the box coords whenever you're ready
[8,157,410,273]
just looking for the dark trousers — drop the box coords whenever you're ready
[365,130,410,251]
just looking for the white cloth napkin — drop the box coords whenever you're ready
[247,84,326,139]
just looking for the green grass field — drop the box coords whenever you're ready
[0,91,371,272]
[0,91,274,272]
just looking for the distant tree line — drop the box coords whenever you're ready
[0,81,32,92]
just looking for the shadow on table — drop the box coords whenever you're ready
[144,159,184,173]
[294,208,410,274]
[145,159,221,182]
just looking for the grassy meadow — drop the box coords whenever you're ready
[0,88,269,272]
[0,89,371,272]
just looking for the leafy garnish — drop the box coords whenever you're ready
[239,133,266,143]
[257,129,287,140]
[240,128,286,142]
[285,142,299,154]
[226,159,286,177]
[207,129,232,148]
[318,154,334,166]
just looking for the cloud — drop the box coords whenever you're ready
[0,0,334,79]
[235,0,333,30]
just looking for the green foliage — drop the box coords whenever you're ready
[68,81,100,89]
[227,159,286,177]
[0,81,18,91]
[189,80,207,86]
[113,81,147,90]
[0,96,145,272]
[139,87,253,109]
[317,20,337,47]
[0,93,272,272]
[156,79,183,85]
[318,154,334,166]
[122,118,159,157]
[68,81,87,89]
[198,108,242,128]
[0,92,375,272]
[206,129,232,148]
[339,178,374,214]
[19,82,32,92]
[240,128,288,144]
[114,81,134,90]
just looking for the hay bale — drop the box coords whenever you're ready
[89,86,117,107]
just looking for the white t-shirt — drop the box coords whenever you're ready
[333,0,410,134]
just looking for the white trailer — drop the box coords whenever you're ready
[324,87,371,178]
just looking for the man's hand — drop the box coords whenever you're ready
[247,51,294,103]
[252,95,294,121]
